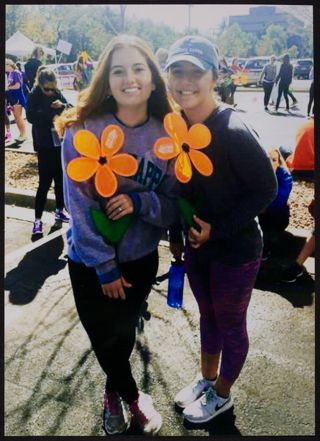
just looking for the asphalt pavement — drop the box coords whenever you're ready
[4,80,315,436]
[4,203,315,436]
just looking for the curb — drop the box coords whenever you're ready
[5,188,314,276]
[5,187,56,212]
[6,187,312,239]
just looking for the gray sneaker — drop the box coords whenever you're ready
[102,391,130,435]
[174,373,215,408]
[183,386,233,423]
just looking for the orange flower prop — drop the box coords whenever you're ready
[154,112,213,183]
[67,125,138,197]
[231,72,248,86]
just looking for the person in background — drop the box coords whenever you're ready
[26,68,71,236]
[259,55,277,111]
[281,198,315,282]
[155,47,169,73]
[25,47,44,150]
[286,116,314,180]
[166,35,277,424]
[16,61,30,99]
[275,53,297,112]
[24,46,44,90]
[73,55,92,91]
[258,148,293,260]
[5,58,27,143]
[229,57,242,106]
[55,34,179,436]
[5,72,12,143]
[307,64,314,118]
[216,57,233,103]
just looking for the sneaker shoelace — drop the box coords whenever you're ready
[201,386,217,407]
[104,392,121,416]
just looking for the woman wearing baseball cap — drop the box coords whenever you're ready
[166,36,277,424]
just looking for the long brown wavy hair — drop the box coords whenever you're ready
[55,34,172,137]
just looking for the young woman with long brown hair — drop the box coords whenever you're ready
[56,34,179,436]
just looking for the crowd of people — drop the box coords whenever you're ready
[5,35,314,436]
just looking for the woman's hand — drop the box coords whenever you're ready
[169,242,184,260]
[101,276,132,300]
[105,194,134,220]
[188,215,211,249]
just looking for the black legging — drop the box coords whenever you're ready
[307,81,314,116]
[68,249,159,404]
[287,89,297,104]
[262,81,274,107]
[35,147,64,219]
[276,82,290,110]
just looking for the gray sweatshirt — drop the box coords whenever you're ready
[260,63,277,83]
[62,113,180,283]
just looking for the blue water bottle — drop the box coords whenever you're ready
[167,258,185,308]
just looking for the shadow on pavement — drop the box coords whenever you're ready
[183,406,241,435]
[268,110,306,118]
[255,231,314,308]
[5,232,67,305]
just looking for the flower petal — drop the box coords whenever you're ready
[109,154,138,177]
[95,164,118,197]
[154,137,180,160]
[189,149,214,176]
[67,157,99,181]
[74,130,100,159]
[188,124,212,150]
[101,125,124,157]
[175,151,192,183]
[164,112,188,146]
[240,74,248,85]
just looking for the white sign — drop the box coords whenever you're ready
[56,39,72,55]
[57,75,75,90]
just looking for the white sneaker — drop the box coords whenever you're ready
[183,386,233,423]
[102,391,130,435]
[129,391,162,436]
[15,135,28,143]
[174,373,215,408]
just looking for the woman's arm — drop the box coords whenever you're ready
[62,127,120,285]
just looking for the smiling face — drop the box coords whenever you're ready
[168,61,217,116]
[108,46,155,113]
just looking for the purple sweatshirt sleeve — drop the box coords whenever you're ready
[62,126,120,284]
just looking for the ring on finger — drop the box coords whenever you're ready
[118,206,123,212]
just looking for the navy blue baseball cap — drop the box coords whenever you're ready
[165,36,219,72]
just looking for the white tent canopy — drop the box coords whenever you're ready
[5,31,56,59]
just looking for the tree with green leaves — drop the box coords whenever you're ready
[256,24,288,56]
[216,23,253,57]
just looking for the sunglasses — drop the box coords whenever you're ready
[43,87,56,92]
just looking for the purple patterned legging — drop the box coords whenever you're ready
[185,246,261,382]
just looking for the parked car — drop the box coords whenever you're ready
[242,57,270,87]
[293,59,313,79]
[237,58,248,69]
